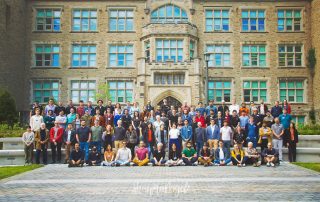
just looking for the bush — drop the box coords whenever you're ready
[0,88,18,128]
[0,123,25,138]
[298,124,320,135]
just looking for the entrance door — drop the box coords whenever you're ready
[157,96,182,108]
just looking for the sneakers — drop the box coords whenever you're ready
[267,162,271,167]
[271,163,275,167]
[242,164,246,167]
[214,163,219,166]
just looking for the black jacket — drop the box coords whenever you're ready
[284,128,299,145]
[63,129,76,144]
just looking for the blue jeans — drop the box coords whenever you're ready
[214,158,231,165]
[223,140,231,158]
[146,143,154,159]
[80,142,89,161]
[114,160,130,166]
[196,141,204,156]
[91,141,101,153]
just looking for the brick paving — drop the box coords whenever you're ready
[0,162,320,201]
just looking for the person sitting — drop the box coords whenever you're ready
[114,141,132,166]
[245,142,260,167]
[68,143,84,167]
[198,142,213,167]
[182,141,198,166]
[132,141,149,166]
[231,144,247,167]
[101,144,115,166]
[262,142,279,167]
[87,146,101,166]
[166,143,183,166]
[214,140,231,166]
[151,143,166,166]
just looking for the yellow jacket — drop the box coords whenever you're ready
[258,127,272,144]
[231,149,244,159]
[34,129,49,150]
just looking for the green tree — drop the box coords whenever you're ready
[95,83,111,102]
[0,89,18,129]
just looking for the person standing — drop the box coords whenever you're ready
[22,126,35,165]
[66,108,76,128]
[76,100,85,117]
[49,121,64,163]
[143,122,156,159]
[114,120,126,152]
[220,120,233,156]
[44,99,56,116]
[65,100,76,115]
[34,123,49,164]
[55,110,67,129]
[126,125,138,159]
[91,109,105,127]
[90,120,103,154]
[218,100,229,117]
[30,109,43,132]
[271,101,282,118]
[102,125,113,150]
[168,123,181,153]
[76,120,91,162]
[229,99,239,115]
[63,123,76,164]
[43,110,55,131]
[121,109,132,130]
[279,108,292,130]
[95,100,106,116]
[245,116,259,148]
[81,110,92,127]
[180,119,193,150]
[284,122,299,162]
[195,122,206,156]
[271,117,284,161]
[206,119,220,151]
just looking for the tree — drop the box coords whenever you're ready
[307,48,317,124]
[95,83,111,103]
[0,88,18,129]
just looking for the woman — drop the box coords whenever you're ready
[104,109,114,128]
[258,121,272,153]
[132,111,141,138]
[126,125,138,159]
[102,124,113,150]
[131,102,140,115]
[224,110,231,124]
[148,110,156,124]
[101,144,115,166]
[284,122,299,162]
[233,125,245,149]
[168,123,181,153]
[231,144,246,167]
[155,124,167,150]
[75,113,81,130]
[114,103,122,116]
[282,99,292,114]
[143,122,156,158]
[166,143,183,166]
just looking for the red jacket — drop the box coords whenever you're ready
[195,115,206,128]
[49,127,64,143]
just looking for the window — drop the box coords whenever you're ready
[154,73,185,85]
[35,9,61,31]
[144,41,150,62]
[151,4,188,23]
[243,81,267,102]
[109,45,133,67]
[278,9,302,31]
[109,9,133,32]
[278,45,302,67]
[156,39,183,62]
[205,9,229,32]
[72,9,97,32]
[292,116,305,126]
[108,81,133,103]
[206,45,230,67]
[35,45,60,67]
[190,40,195,60]
[32,80,59,103]
[72,45,96,67]
[242,45,266,67]
[208,81,231,102]
[242,10,265,32]
[71,80,96,103]
[279,80,304,103]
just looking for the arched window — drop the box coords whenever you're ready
[151,4,188,23]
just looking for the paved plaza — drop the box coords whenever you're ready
[0,162,320,201]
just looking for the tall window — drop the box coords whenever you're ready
[206,45,230,67]
[72,45,96,67]
[278,45,302,67]
[242,45,266,67]
[35,9,61,31]
[205,9,229,32]
[154,73,185,85]
[156,39,183,62]
[279,80,304,103]
[151,4,188,23]
[190,40,195,60]
[278,9,302,31]
[109,9,133,32]
[35,45,60,67]
[242,10,265,32]
[32,80,59,103]
[108,81,133,103]
[71,80,96,103]
[109,45,133,67]
[208,81,231,102]
[72,9,97,32]
[243,81,267,102]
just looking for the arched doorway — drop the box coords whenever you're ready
[157,96,182,108]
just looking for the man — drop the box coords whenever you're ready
[44,110,55,131]
[196,102,206,116]
[95,99,105,116]
[181,109,192,126]
[76,120,91,162]
[30,109,43,132]
[230,110,240,129]
[168,109,179,128]
[153,115,164,132]
[245,142,260,167]
[160,111,169,131]
[180,119,193,149]
[123,101,133,117]
[252,107,263,128]
[271,117,284,161]
[198,142,213,167]
[195,122,206,156]
[181,100,190,113]
[215,111,224,128]
[63,123,76,164]
[205,109,216,126]
[271,101,282,118]
[105,100,115,114]
[68,143,84,167]
[239,111,249,130]
[214,140,231,166]
[121,109,132,130]
[229,99,239,115]
[205,100,217,117]
[239,102,249,116]
[218,100,229,117]
[76,100,85,117]
[34,123,49,164]
[279,108,292,130]
[54,101,66,116]
[44,99,56,116]
[263,111,274,128]
[90,120,103,154]
[104,108,114,127]
[258,99,268,116]
[182,141,198,166]
[206,119,220,150]
[91,109,105,127]
[114,120,126,152]
[81,109,92,127]
[66,108,76,128]
[49,121,64,163]
[132,141,149,166]
[87,146,101,166]
[220,120,233,155]
[30,101,43,118]
[195,110,206,128]
[55,110,67,129]
[85,100,95,116]
[65,100,76,115]
[146,100,154,112]
[262,142,279,167]
[245,116,259,148]
[151,143,166,166]
[22,126,35,165]
[160,99,170,115]
[114,141,132,166]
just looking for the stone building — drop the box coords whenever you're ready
[0,0,320,124]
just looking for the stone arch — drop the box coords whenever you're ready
[152,90,185,107]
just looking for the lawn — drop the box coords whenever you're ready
[0,164,43,180]
[293,163,320,173]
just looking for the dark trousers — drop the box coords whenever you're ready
[51,142,62,163]
[36,144,47,164]
[246,157,259,165]
[127,143,136,160]
[260,139,268,154]
[69,160,84,167]
[288,142,297,162]
[182,157,198,166]
[231,155,248,165]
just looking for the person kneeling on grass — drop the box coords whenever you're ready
[101,144,115,166]
[262,142,279,167]
[245,142,261,167]
[69,143,84,167]
[133,141,149,166]
[214,140,232,166]
[114,141,132,166]
[231,144,247,167]
[166,143,183,166]
[182,141,198,166]
[198,142,213,167]
[151,143,166,166]
[87,146,101,166]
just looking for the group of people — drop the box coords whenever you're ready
[22,98,299,168]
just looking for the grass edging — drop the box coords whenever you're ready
[0,164,43,180]
[292,162,320,173]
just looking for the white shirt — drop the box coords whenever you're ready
[55,115,66,128]
[153,120,164,131]
[229,104,239,115]
[116,147,132,161]
[169,128,180,139]
[219,148,225,160]
[220,126,233,141]
[30,115,43,131]
[260,104,265,115]
[67,130,72,142]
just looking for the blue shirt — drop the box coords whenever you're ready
[279,114,292,129]
[196,107,206,116]
[205,106,218,117]
[246,123,258,139]
[206,125,220,140]
[180,126,192,141]
[239,116,249,128]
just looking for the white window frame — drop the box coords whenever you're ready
[31,79,60,104]
[279,79,305,103]
[278,44,303,67]
[70,80,97,104]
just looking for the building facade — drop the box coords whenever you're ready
[0,0,320,124]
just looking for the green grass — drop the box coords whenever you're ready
[0,124,25,138]
[0,164,43,180]
[293,163,320,173]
